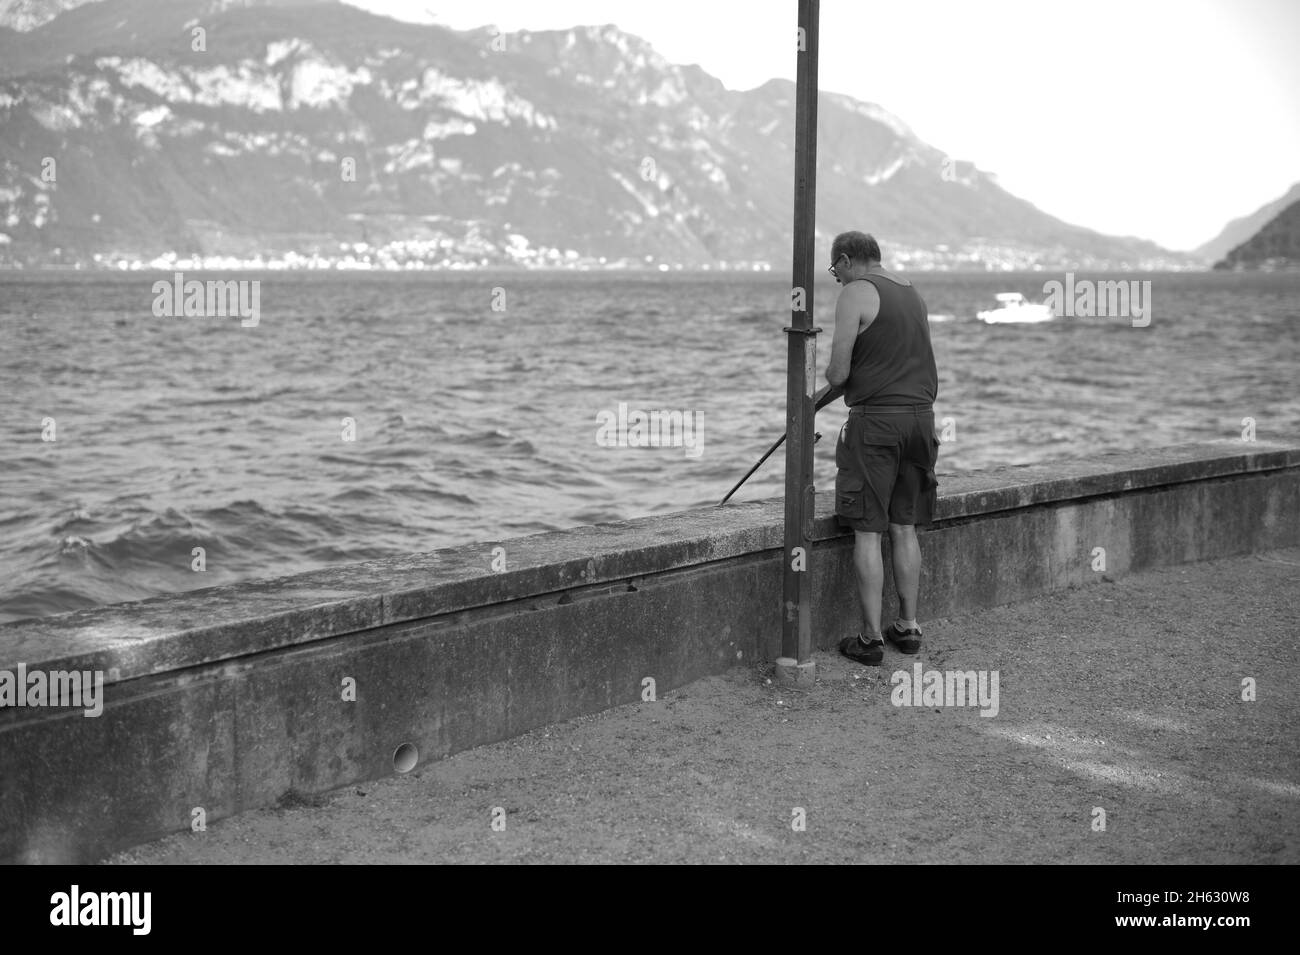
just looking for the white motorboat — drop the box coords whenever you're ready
[976,292,1055,324]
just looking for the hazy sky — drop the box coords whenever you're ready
[347,0,1300,251]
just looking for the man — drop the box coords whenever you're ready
[820,231,939,666]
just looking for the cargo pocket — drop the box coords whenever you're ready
[921,434,940,492]
[860,427,901,499]
[859,425,898,449]
[916,434,940,525]
[835,470,866,520]
[834,420,852,470]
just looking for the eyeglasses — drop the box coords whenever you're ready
[827,254,847,277]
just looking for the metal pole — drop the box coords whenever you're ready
[776,0,820,687]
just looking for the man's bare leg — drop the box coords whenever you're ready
[888,522,921,623]
[852,529,884,636]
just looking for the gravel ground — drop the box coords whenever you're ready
[107,548,1300,864]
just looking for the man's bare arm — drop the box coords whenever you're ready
[814,383,843,410]
[826,283,876,388]
[825,282,880,397]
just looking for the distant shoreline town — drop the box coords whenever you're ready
[0,243,1208,273]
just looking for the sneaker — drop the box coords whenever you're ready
[884,622,922,654]
[838,634,884,666]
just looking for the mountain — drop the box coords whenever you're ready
[1195,181,1300,264]
[1213,199,1300,271]
[0,0,1193,270]
[0,0,98,33]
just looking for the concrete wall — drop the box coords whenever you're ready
[1,440,1296,862]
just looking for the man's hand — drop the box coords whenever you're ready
[814,383,844,411]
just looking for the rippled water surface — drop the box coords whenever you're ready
[2,270,1297,621]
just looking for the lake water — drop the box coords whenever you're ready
[2,270,1297,622]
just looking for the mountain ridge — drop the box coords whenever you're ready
[1195,181,1300,263]
[1213,199,1300,271]
[0,0,1194,270]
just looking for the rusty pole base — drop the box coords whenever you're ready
[774,656,816,688]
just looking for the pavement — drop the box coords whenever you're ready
[106,548,1300,864]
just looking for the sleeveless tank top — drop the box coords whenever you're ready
[843,273,938,407]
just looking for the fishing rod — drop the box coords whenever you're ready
[719,385,841,505]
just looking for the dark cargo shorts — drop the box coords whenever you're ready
[835,406,940,533]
